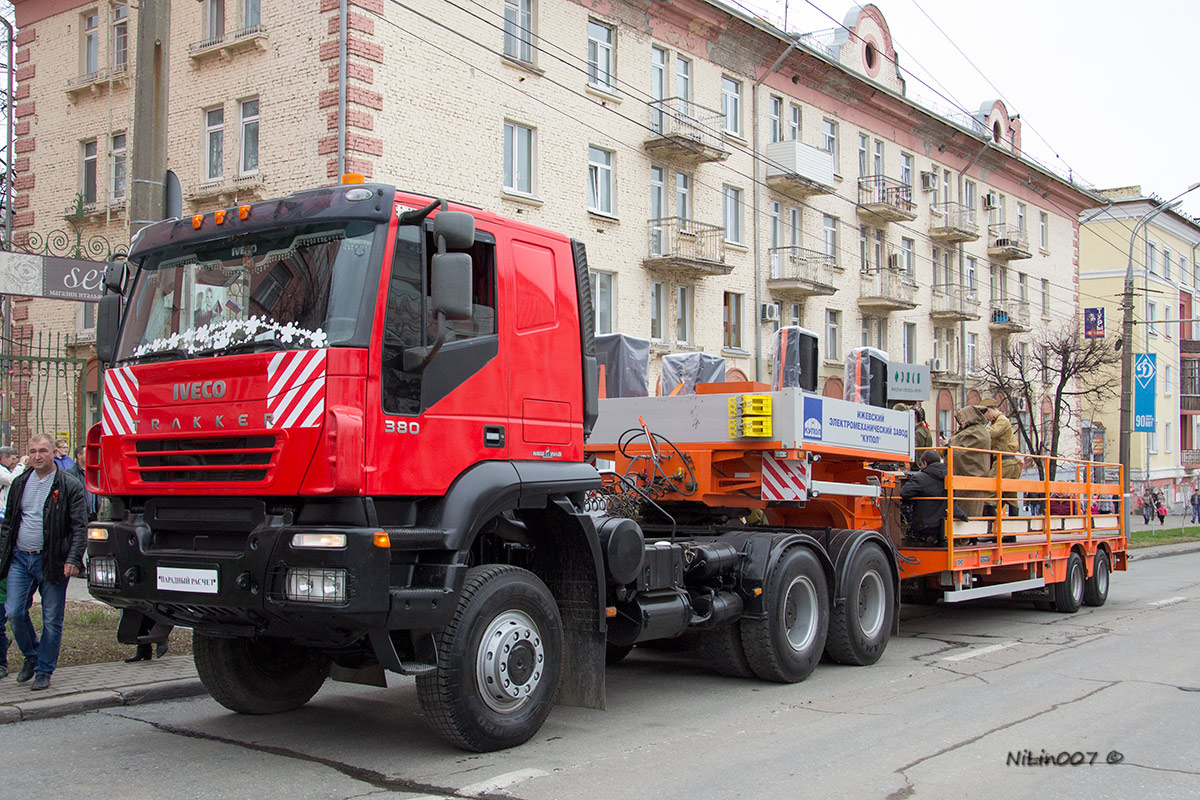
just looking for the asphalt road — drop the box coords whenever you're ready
[6,553,1199,800]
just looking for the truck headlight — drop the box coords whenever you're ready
[89,556,118,589]
[284,568,347,604]
[291,533,347,549]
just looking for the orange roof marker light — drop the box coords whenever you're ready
[341,173,366,185]
[239,205,251,220]
[192,214,203,229]
[214,209,227,225]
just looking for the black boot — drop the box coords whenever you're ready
[125,644,152,663]
[156,641,169,658]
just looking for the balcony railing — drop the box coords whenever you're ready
[644,98,729,164]
[930,285,981,321]
[644,217,729,276]
[1183,450,1200,469]
[858,268,917,311]
[857,176,917,222]
[767,246,840,297]
[988,298,1031,333]
[987,224,1032,260]
[764,140,835,196]
[66,63,130,96]
[189,25,268,60]
[929,201,980,242]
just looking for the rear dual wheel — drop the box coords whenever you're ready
[1037,551,1085,613]
[826,544,894,666]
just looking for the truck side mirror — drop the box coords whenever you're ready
[431,252,473,322]
[104,260,127,294]
[96,292,121,363]
[433,211,475,250]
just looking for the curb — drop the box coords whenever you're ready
[0,678,206,725]
[1129,543,1200,561]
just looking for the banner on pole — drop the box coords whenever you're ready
[1134,353,1156,432]
[1084,307,1105,339]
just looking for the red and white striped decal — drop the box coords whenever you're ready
[267,349,326,429]
[102,365,140,435]
[761,453,810,502]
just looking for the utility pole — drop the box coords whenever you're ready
[129,1,171,239]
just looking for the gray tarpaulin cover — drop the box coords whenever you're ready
[595,332,650,397]
[844,346,889,406]
[660,352,726,395]
[770,325,819,391]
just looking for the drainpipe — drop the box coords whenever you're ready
[751,41,799,382]
[337,0,347,176]
[955,138,993,408]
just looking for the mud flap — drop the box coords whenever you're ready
[555,627,606,710]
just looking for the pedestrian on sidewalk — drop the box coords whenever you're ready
[0,446,28,679]
[1156,498,1168,526]
[0,433,88,691]
[66,445,99,522]
[1190,489,1200,525]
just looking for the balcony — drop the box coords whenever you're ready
[186,174,266,206]
[1184,450,1200,469]
[857,176,917,222]
[987,224,1032,260]
[767,246,840,298]
[930,285,981,321]
[189,25,269,63]
[988,299,1031,333]
[858,268,917,311]
[764,140,835,197]
[643,98,730,165]
[66,63,130,99]
[644,217,729,276]
[929,202,980,242]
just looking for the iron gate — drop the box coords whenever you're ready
[1,331,92,450]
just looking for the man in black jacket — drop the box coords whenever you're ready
[899,449,950,546]
[0,433,88,690]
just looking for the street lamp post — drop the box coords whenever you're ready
[1119,182,1200,518]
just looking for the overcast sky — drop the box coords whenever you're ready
[734,0,1200,218]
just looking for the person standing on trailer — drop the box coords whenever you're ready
[982,400,1021,516]
[947,406,991,519]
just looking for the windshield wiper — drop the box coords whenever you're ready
[128,347,192,364]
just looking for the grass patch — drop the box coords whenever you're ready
[5,600,192,669]
[1129,527,1200,549]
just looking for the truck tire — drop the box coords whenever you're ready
[416,565,562,752]
[699,622,755,678]
[740,547,829,683]
[605,643,633,665]
[825,543,894,666]
[193,634,331,715]
[1083,550,1110,607]
[1051,552,1085,613]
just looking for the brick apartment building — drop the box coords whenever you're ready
[5,0,1099,449]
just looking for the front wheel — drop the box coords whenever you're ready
[193,634,331,715]
[740,547,830,683]
[416,565,563,752]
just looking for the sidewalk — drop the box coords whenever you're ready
[3,539,1199,725]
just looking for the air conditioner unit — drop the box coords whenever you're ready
[761,303,780,324]
[983,192,999,210]
[920,171,936,192]
[929,357,945,373]
[887,253,901,269]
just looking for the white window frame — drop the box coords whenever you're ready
[649,280,666,341]
[967,333,978,373]
[82,139,98,205]
[675,56,691,101]
[825,310,841,362]
[204,106,224,181]
[649,165,666,256]
[83,11,99,75]
[723,292,742,350]
[1040,211,1049,250]
[769,201,782,278]
[722,185,742,244]
[901,237,915,280]
[1017,202,1026,233]
[822,214,838,266]
[769,95,783,143]
[110,132,126,200]
[111,4,129,70]
[503,0,534,63]
[822,119,838,167]
[676,285,693,345]
[239,97,259,176]
[205,0,226,42]
[1166,421,1173,454]
[789,207,801,247]
[587,146,614,215]
[1041,278,1050,317]
[901,153,913,187]
[1164,247,1173,281]
[903,322,916,363]
[1148,300,1158,335]
[721,76,742,136]
[243,0,261,29]
[1148,242,1158,274]
[788,104,801,141]
[675,172,691,220]
[503,120,534,195]
[650,46,667,133]
[587,20,615,91]
[1018,272,1028,303]
[591,271,614,335]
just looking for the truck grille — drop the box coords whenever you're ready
[134,435,278,483]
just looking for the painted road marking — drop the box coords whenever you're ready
[460,769,550,797]
[942,642,1018,662]
[1148,596,1187,607]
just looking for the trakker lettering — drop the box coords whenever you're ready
[173,380,228,401]
[146,413,275,430]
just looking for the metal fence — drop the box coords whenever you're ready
[1,331,90,449]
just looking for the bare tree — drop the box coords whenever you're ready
[978,324,1121,481]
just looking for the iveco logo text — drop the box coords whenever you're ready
[173,380,227,401]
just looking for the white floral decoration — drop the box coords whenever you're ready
[131,316,328,358]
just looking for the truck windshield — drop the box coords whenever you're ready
[116,220,380,362]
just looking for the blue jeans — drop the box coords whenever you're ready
[4,551,70,676]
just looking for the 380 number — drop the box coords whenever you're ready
[384,420,420,435]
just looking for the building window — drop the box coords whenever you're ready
[901,153,913,187]
[243,0,261,28]
[82,139,97,205]
[967,333,978,372]
[964,180,976,220]
[650,280,666,340]
[903,322,916,363]
[1018,272,1028,303]
[966,256,977,291]
[825,310,841,361]
[83,11,99,75]
[112,4,129,70]
[1017,202,1026,233]
[650,46,667,132]
[503,120,534,195]
[1148,242,1158,274]
[503,0,534,63]
[205,0,226,42]
[769,96,783,143]
[1148,300,1158,335]
[721,77,741,136]
[591,271,614,334]
[110,133,126,200]
[861,317,886,350]
[769,202,782,278]
[857,134,868,177]
[675,56,691,101]
[901,237,915,280]
[1040,211,1049,250]
[205,106,224,181]
[1041,278,1050,317]
[1164,247,1173,281]
[789,207,801,246]
[649,165,666,255]
[722,185,742,244]
[873,139,883,176]
[1165,363,1173,396]
[676,285,693,344]
[822,215,838,266]
[587,146,614,215]
[788,303,801,327]
[788,104,801,141]
[676,172,691,219]
[723,292,742,349]
[240,98,259,175]
[822,119,838,166]
[1166,421,1173,453]
[587,20,615,90]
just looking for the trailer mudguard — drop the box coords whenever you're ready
[824,528,902,634]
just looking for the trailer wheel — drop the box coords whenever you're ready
[416,565,562,752]
[193,634,331,715]
[825,544,894,666]
[699,622,755,678]
[1083,550,1110,607]
[1051,552,1085,613]
[740,547,829,683]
